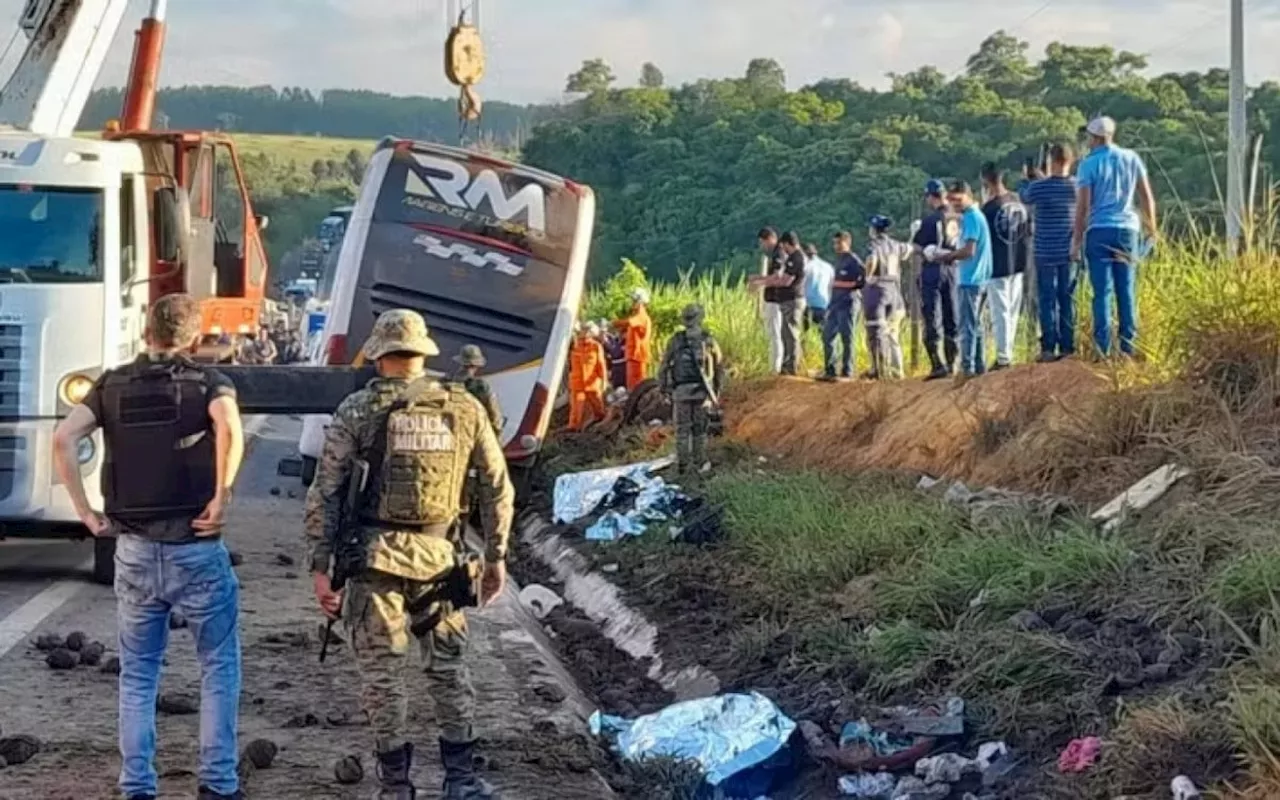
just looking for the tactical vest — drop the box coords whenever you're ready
[99,356,216,523]
[672,331,712,387]
[368,380,472,527]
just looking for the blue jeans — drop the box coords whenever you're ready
[1085,227,1140,355]
[114,535,242,797]
[1037,261,1079,356]
[822,301,859,377]
[958,284,988,376]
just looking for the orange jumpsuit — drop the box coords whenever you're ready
[614,305,652,391]
[568,335,608,431]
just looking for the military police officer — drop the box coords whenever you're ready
[305,310,514,800]
[451,344,504,435]
[658,304,725,475]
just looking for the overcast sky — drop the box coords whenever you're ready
[3,0,1278,104]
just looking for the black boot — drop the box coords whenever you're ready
[197,788,243,800]
[375,743,417,800]
[440,739,499,799]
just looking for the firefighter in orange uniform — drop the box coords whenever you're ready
[568,322,608,431]
[613,288,652,391]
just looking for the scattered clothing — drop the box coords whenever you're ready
[1057,736,1102,773]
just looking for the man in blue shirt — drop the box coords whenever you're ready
[1020,143,1079,361]
[802,243,834,333]
[1072,116,1158,357]
[912,179,961,379]
[939,180,992,378]
[821,231,865,380]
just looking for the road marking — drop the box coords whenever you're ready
[0,561,92,658]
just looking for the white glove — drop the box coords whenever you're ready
[923,244,951,262]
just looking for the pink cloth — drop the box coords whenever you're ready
[1057,737,1102,773]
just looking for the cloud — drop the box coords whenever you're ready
[0,0,1275,104]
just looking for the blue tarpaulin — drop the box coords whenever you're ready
[590,692,796,788]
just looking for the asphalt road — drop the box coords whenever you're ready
[0,415,608,800]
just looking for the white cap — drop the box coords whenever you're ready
[631,288,650,304]
[1086,116,1116,138]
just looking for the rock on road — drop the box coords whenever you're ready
[0,416,612,800]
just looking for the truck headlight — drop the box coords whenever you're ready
[59,374,95,406]
[76,437,95,464]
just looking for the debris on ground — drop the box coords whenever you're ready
[1057,736,1102,773]
[1171,775,1201,799]
[64,631,87,652]
[590,692,798,796]
[518,584,564,620]
[275,553,296,566]
[45,648,77,671]
[242,738,279,769]
[0,735,41,766]
[157,693,199,715]
[79,641,106,666]
[917,476,1074,525]
[34,633,64,652]
[99,656,121,675]
[334,754,363,784]
[838,771,896,797]
[228,551,244,567]
[1091,463,1191,533]
[553,457,725,543]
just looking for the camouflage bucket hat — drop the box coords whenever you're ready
[453,343,486,367]
[362,309,440,360]
[681,304,705,325]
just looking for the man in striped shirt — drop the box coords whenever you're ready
[1020,144,1079,361]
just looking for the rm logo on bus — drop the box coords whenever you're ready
[404,153,546,233]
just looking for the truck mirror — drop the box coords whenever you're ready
[153,187,181,262]
[255,214,270,232]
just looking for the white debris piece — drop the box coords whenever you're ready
[976,741,1009,769]
[915,752,979,783]
[1092,463,1191,534]
[838,772,896,797]
[517,584,563,620]
[1171,776,1200,800]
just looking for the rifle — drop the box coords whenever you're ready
[319,457,371,664]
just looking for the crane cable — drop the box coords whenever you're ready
[444,0,485,145]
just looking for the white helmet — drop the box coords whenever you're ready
[630,288,650,304]
[585,322,601,337]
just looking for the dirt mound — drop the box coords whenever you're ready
[728,362,1108,493]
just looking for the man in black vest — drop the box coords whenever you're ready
[52,293,246,800]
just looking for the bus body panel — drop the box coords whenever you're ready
[299,141,593,465]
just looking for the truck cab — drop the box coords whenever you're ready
[0,133,157,575]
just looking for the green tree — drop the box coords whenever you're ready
[566,58,617,95]
[640,62,665,89]
[745,58,786,94]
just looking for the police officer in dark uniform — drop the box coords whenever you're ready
[912,178,962,379]
[52,294,246,800]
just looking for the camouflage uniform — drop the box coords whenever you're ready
[659,305,725,475]
[451,344,505,530]
[305,311,513,800]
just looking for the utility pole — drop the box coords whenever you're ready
[1227,0,1247,255]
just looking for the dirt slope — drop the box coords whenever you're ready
[727,361,1109,491]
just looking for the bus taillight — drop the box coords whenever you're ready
[324,334,348,365]
[505,383,550,461]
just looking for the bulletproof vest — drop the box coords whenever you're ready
[369,380,473,526]
[100,356,216,523]
[673,331,711,387]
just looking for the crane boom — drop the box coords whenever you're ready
[0,0,131,136]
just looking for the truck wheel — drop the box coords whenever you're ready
[93,537,116,586]
[301,455,318,487]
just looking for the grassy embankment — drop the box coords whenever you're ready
[555,233,1280,798]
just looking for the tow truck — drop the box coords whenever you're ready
[0,0,271,582]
